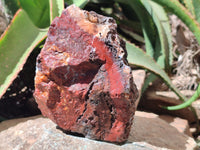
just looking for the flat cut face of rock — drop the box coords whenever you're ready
[34,5,138,143]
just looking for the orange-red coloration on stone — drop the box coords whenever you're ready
[34,5,138,143]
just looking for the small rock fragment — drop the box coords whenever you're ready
[129,111,198,150]
[159,115,192,137]
[34,5,138,143]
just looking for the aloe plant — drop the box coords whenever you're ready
[0,9,48,98]
[151,0,200,45]
[149,0,200,110]
[0,0,199,112]
[113,0,200,110]
[126,42,186,101]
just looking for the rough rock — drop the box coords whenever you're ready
[129,111,197,150]
[0,113,197,150]
[34,5,138,143]
[132,70,145,108]
[192,99,200,119]
[0,115,43,132]
[159,115,192,137]
[0,116,171,150]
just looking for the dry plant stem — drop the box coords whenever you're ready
[173,49,200,90]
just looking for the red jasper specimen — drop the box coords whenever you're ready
[34,5,138,143]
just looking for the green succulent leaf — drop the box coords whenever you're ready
[126,0,156,58]
[141,0,173,71]
[181,0,200,23]
[0,9,47,99]
[165,84,200,110]
[73,0,89,8]
[49,0,64,23]
[183,0,195,15]
[121,27,144,43]
[192,0,200,23]
[18,0,50,28]
[126,41,186,101]
[64,0,73,5]
[151,0,200,45]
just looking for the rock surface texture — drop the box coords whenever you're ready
[0,113,197,150]
[130,111,197,150]
[34,5,138,143]
[0,117,166,150]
